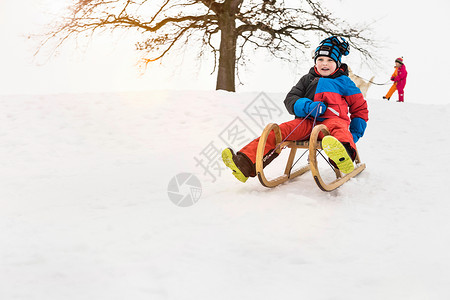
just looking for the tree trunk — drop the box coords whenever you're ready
[216,14,237,92]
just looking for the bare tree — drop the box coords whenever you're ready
[38,0,375,92]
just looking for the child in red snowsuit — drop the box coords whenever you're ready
[384,57,408,102]
[222,36,369,183]
[392,57,407,102]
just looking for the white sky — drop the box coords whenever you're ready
[1,0,449,104]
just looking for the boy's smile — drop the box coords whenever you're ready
[315,56,337,77]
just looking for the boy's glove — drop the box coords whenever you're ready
[294,98,327,118]
[349,117,367,143]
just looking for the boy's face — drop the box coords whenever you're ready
[315,56,337,77]
[395,62,402,68]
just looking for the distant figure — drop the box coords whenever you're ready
[348,67,374,98]
[383,57,408,102]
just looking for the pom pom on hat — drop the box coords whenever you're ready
[314,36,350,66]
[395,57,404,65]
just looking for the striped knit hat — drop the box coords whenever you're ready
[395,57,404,65]
[314,36,350,66]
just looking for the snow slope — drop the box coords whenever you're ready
[1,90,450,299]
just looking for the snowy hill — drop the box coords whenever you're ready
[1,90,450,299]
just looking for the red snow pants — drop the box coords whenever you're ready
[239,117,356,164]
[397,84,405,102]
[385,82,405,102]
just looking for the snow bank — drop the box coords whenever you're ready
[1,91,449,299]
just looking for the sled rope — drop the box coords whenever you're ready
[352,73,391,86]
[263,105,321,163]
[288,109,321,171]
[289,148,309,174]
[289,131,340,175]
[316,148,338,171]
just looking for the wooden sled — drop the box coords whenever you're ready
[255,123,366,192]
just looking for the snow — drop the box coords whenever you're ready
[1,90,450,299]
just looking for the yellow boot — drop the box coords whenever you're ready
[222,148,249,183]
[322,136,355,174]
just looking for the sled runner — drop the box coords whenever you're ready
[255,123,366,191]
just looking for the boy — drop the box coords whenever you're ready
[222,36,369,183]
